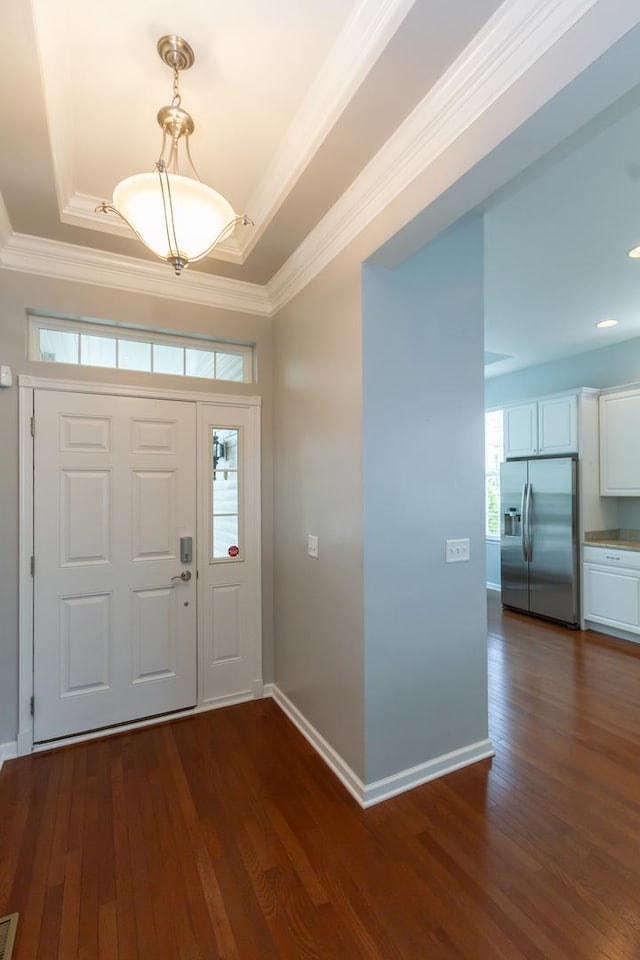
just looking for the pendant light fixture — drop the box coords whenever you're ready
[96,35,252,275]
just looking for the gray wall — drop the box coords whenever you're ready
[272,261,365,778]
[362,215,489,783]
[0,268,274,746]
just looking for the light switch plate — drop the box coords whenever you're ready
[0,365,12,387]
[446,538,470,563]
[307,534,319,558]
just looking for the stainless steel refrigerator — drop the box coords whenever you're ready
[500,456,579,627]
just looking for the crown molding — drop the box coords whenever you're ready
[0,231,272,317]
[60,192,245,264]
[267,0,604,313]
[33,0,416,269]
[238,0,418,260]
[7,0,628,322]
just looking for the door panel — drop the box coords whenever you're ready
[60,593,111,696]
[60,470,111,564]
[209,583,242,662]
[33,391,197,742]
[131,470,176,559]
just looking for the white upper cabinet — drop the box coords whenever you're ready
[504,402,537,458]
[600,389,640,495]
[538,395,579,455]
[504,394,578,459]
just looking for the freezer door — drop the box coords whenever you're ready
[500,460,529,612]
[528,457,578,624]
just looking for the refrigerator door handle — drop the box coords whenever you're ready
[520,482,528,561]
[526,481,533,561]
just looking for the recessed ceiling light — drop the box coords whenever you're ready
[596,318,618,328]
[628,246,640,258]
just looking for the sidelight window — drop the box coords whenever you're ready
[211,428,241,561]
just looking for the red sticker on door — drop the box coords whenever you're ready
[228,545,240,557]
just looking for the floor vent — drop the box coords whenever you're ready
[0,914,18,960]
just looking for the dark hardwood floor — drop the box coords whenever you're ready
[2,594,640,959]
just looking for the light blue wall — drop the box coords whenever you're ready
[483,90,640,382]
[618,500,640,528]
[486,539,501,589]
[362,214,489,783]
[485,337,640,408]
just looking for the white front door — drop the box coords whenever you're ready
[33,391,197,742]
[198,403,262,705]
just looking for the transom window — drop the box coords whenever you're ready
[28,314,253,384]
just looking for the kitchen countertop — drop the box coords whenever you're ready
[584,529,640,551]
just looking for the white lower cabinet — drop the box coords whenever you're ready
[583,546,640,635]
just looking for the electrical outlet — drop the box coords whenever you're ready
[307,534,319,558]
[446,538,470,563]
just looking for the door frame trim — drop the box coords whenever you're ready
[18,374,262,756]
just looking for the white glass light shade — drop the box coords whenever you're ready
[113,172,236,263]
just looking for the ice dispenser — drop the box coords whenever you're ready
[503,507,521,536]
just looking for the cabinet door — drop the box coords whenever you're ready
[600,392,640,495]
[583,564,640,633]
[504,402,537,458]
[538,395,578,455]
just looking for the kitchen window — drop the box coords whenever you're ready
[485,409,503,538]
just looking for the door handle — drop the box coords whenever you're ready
[526,482,533,561]
[520,482,528,561]
[171,570,192,583]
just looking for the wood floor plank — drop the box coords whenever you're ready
[120,736,161,959]
[109,749,139,960]
[11,754,60,958]
[3,594,640,958]
[58,847,82,958]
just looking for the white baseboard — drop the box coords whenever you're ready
[14,683,495,805]
[196,691,256,712]
[0,741,18,771]
[584,620,640,646]
[270,685,366,805]
[486,582,501,592]
[362,738,495,806]
[269,684,494,808]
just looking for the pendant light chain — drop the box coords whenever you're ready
[172,65,182,108]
